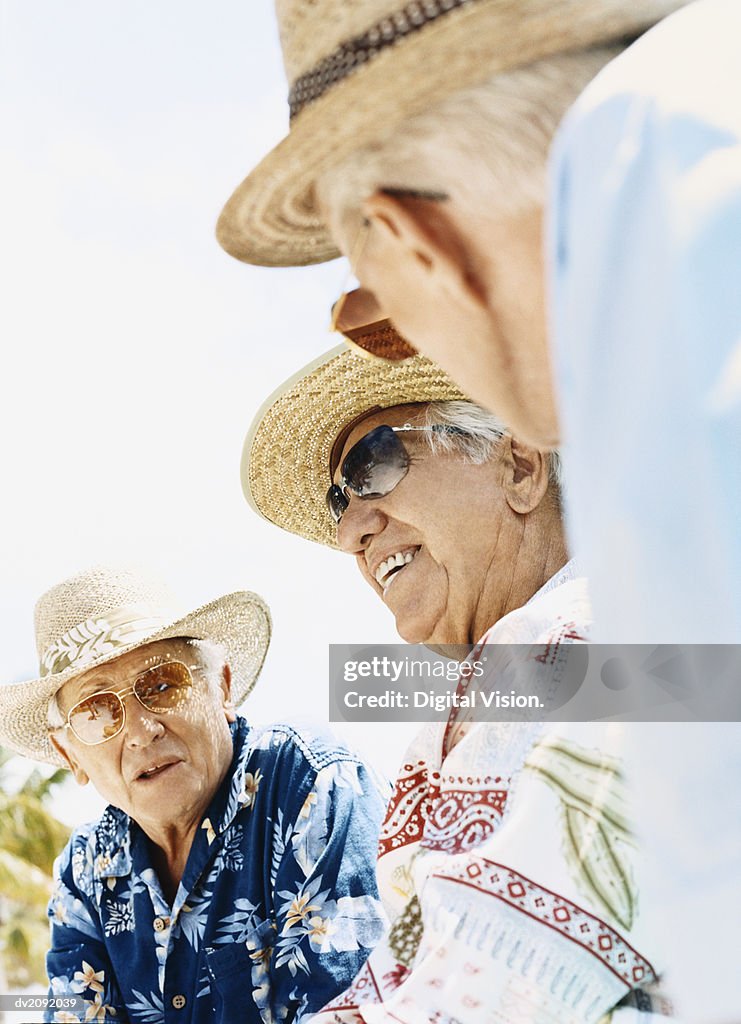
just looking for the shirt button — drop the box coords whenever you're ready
[153,917,167,932]
[172,994,186,1010]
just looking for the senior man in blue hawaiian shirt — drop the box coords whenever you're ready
[0,566,387,1024]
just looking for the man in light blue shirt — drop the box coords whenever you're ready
[547,4,741,1017]
[550,0,741,645]
[218,0,740,1016]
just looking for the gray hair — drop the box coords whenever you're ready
[420,400,562,493]
[46,637,228,732]
[318,46,623,232]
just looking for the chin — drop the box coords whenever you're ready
[395,617,457,647]
[392,593,455,644]
[394,617,429,645]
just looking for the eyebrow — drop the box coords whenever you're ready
[68,641,201,703]
[70,675,122,705]
[71,657,166,701]
[380,187,450,202]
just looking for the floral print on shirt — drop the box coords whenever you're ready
[46,718,388,1024]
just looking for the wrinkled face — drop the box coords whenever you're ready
[323,194,559,448]
[332,404,516,645]
[52,638,235,836]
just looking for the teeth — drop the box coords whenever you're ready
[374,549,418,588]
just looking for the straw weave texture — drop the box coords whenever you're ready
[218,0,689,266]
[34,566,178,662]
[242,345,465,548]
[2,566,271,766]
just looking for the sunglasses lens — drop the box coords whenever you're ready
[68,692,123,744]
[342,425,410,498]
[65,663,193,744]
[332,288,417,363]
[135,662,193,712]
[326,484,349,525]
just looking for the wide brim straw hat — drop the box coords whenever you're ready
[217,0,687,267]
[0,566,272,766]
[243,343,465,548]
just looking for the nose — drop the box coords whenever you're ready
[336,495,387,554]
[121,693,166,748]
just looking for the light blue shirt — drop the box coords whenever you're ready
[549,0,741,643]
[548,5,741,1018]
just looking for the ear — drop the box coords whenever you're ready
[361,192,484,307]
[220,663,236,723]
[500,435,551,514]
[49,733,89,787]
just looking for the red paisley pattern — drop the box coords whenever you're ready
[378,761,437,858]
[422,780,509,853]
[379,761,512,859]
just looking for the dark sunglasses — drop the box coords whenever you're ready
[62,661,194,745]
[326,423,464,525]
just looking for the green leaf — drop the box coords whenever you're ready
[0,914,51,987]
[525,735,638,930]
[565,805,635,930]
[0,793,70,874]
[0,745,71,987]
[0,848,53,908]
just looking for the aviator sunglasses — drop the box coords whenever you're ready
[61,660,195,745]
[331,287,418,363]
[327,423,465,525]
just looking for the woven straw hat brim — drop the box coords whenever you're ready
[0,591,271,767]
[217,0,685,267]
[243,344,465,547]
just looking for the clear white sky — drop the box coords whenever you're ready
[0,1,415,823]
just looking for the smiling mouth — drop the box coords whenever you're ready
[374,547,420,592]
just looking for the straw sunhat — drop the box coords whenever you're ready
[217,0,687,267]
[243,343,465,548]
[1,566,272,766]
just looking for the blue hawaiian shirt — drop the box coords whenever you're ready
[46,717,388,1024]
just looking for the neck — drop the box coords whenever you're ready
[472,502,569,642]
[145,820,201,906]
[138,746,233,906]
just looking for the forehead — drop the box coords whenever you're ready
[59,638,196,706]
[333,402,428,479]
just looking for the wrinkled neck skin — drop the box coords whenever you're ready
[436,497,569,658]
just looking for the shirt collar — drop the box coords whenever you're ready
[207,716,255,836]
[92,808,133,881]
[526,557,582,604]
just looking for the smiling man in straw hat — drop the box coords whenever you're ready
[1,565,387,1024]
[220,1,741,1015]
[242,342,673,1023]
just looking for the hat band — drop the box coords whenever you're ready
[40,605,179,677]
[288,0,477,120]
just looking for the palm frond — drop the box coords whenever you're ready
[0,848,53,908]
